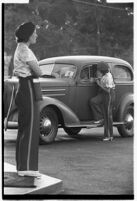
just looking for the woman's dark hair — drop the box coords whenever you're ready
[97,61,109,75]
[15,22,36,43]
[99,69,109,75]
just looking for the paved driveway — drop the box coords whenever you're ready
[4,127,133,196]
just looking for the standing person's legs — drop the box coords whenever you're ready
[16,106,31,171]
[89,93,104,121]
[102,92,110,140]
[15,79,32,171]
[103,89,115,140]
[108,89,115,139]
[102,91,111,140]
[25,79,40,171]
[15,78,39,171]
[28,80,40,171]
[102,104,109,138]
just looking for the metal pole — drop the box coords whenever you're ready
[95,5,101,55]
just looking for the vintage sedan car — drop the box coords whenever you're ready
[4,56,134,144]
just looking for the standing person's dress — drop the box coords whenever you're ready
[90,62,115,141]
[13,22,42,177]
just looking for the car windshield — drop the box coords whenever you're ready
[40,63,77,79]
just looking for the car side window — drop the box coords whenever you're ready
[112,65,132,81]
[80,67,89,80]
[80,64,97,82]
[90,64,98,78]
[40,63,76,79]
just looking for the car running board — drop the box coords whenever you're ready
[5,121,125,130]
[66,121,125,129]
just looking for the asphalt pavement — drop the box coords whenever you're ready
[4,127,133,197]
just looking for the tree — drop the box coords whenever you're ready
[4,0,133,67]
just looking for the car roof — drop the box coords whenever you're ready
[39,55,132,67]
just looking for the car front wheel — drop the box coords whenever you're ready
[39,107,58,144]
[117,104,134,137]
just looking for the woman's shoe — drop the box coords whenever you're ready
[103,137,110,141]
[18,170,41,178]
[94,119,104,125]
[109,137,113,141]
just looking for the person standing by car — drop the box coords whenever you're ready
[13,22,42,177]
[90,62,115,141]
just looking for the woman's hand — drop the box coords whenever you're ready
[95,78,101,86]
[96,78,110,93]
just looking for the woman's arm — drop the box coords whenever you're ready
[27,60,42,77]
[96,79,110,93]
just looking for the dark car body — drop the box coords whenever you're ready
[4,56,134,144]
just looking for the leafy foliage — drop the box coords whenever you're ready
[4,0,133,68]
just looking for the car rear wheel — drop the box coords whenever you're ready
[64,127,81,137]
[117,104,134,137]
[39,107,58,144]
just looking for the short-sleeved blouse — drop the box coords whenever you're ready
[100,72,115,89]
[13,43,38,77]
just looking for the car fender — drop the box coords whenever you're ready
[116,93,134,121]
[38,96,80,125]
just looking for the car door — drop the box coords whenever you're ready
[110,63,133,115]
[74,64,98,121]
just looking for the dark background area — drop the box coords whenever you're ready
[4,0,133,76]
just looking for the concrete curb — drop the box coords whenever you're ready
[4,162,63,195]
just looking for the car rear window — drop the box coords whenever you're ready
[40,63,77,79]
[112,65,133,81]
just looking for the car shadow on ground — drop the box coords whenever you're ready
[42,133,128,147]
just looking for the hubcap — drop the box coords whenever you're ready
[40,117,52,135]
[125,113,133,130]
